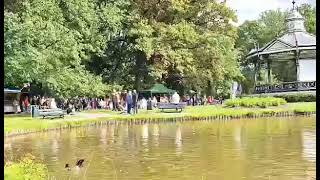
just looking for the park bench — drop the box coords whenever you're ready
[158,102,187,112]
[38,108,64,119]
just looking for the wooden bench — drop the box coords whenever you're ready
[39,108,64,119]
[158,102,187,112]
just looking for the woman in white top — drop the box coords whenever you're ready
[171,92,180,104]
[50,98,57,109]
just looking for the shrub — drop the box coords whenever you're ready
[4,154,48,180]
[274,93,316,102]
[225,97,287,108]
[241,92,316,103]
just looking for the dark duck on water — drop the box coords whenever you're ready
[65,159,85,171]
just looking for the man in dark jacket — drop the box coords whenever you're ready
[126,91,133,114]
[132,90,138,114]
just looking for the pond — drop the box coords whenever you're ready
[5,117,316,180]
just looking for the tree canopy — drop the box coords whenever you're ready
[4,0,315,97]
[5,0,243,97]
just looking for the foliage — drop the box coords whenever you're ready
[5,0,314,98]
[298,4,316,34]
[86,0,242,95]
[273,93,316,103]
[4,0,116,98]
[242,92,316,103]
[4,154,48,180]
[225,97,287,108]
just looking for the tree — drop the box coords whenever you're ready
[4,0,113,97]
[5,0,243,98]
[298,4,316,34]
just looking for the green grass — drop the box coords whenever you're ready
[5,154,48,180]
[4,102,316,135]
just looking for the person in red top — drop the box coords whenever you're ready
[207,96,213,105]
[24,96,30,112]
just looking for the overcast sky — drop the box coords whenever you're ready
[226,0,316,25]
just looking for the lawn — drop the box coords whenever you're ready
[4,102,316,135]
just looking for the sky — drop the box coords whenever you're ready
[226,0,316,25]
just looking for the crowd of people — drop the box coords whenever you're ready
[18,89,224,115]
[181,95,224,106]
[17,95,59,113]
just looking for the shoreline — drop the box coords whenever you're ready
[4,109,316,137]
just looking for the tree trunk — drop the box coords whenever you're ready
[134,51,148,91]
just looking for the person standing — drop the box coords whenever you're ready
[191,94,195,106]
[112,90,117,111]
[171,92,180,104]
[132,90,138,114]
[24,96,30,112]
[36,96,41,106]
[126,91,133,114]
[31,96,36,105]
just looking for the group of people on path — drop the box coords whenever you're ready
[18,88,223,115]
[182,94,224,106]
[111,90,139,114]
[17,95,58,113]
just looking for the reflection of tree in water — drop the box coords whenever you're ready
[141,124,149,150]
[5,117,316,179]
[175,126,182,155]
[108,124,115,143]
[301,129,316,180]
[99,127,107,145]
[153,124,160,147]
[302,129,316,163]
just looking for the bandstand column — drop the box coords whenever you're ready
[254,57,261,86]
[295,50,300,81]
[254,61,257,86]
[267,59,272,84]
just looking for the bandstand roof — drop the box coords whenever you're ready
[246,5,316,60]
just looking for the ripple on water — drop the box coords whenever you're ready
[4,117,316,180]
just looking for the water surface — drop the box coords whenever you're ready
[5,117,316,180]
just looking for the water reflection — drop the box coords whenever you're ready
[175,126,182,155]
[4,117,316,180]
[153,124,160,147]
[109,124,115,143]
[302,129,316,163]
[100,127,107,145]
[234,126,241,146]
[142,124,149,151]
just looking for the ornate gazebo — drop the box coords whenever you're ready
[246,1,316,93]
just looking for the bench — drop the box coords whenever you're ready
[158,102,187,112]
[38,108,64,119]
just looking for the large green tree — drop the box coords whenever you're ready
[5,0,243,98]
[4,0,119,98]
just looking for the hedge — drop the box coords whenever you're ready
[240,92,316,103]
[225,97,287,108]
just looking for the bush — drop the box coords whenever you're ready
[225,97,287,108]
[274,93,316,102]
[4,154,48,180]
[241,92,316,103]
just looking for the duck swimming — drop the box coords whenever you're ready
[65,159,85,171]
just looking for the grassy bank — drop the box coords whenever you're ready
[4,102,316,135]
[5,154,48,180]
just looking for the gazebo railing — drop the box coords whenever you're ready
[255,81,316,93]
